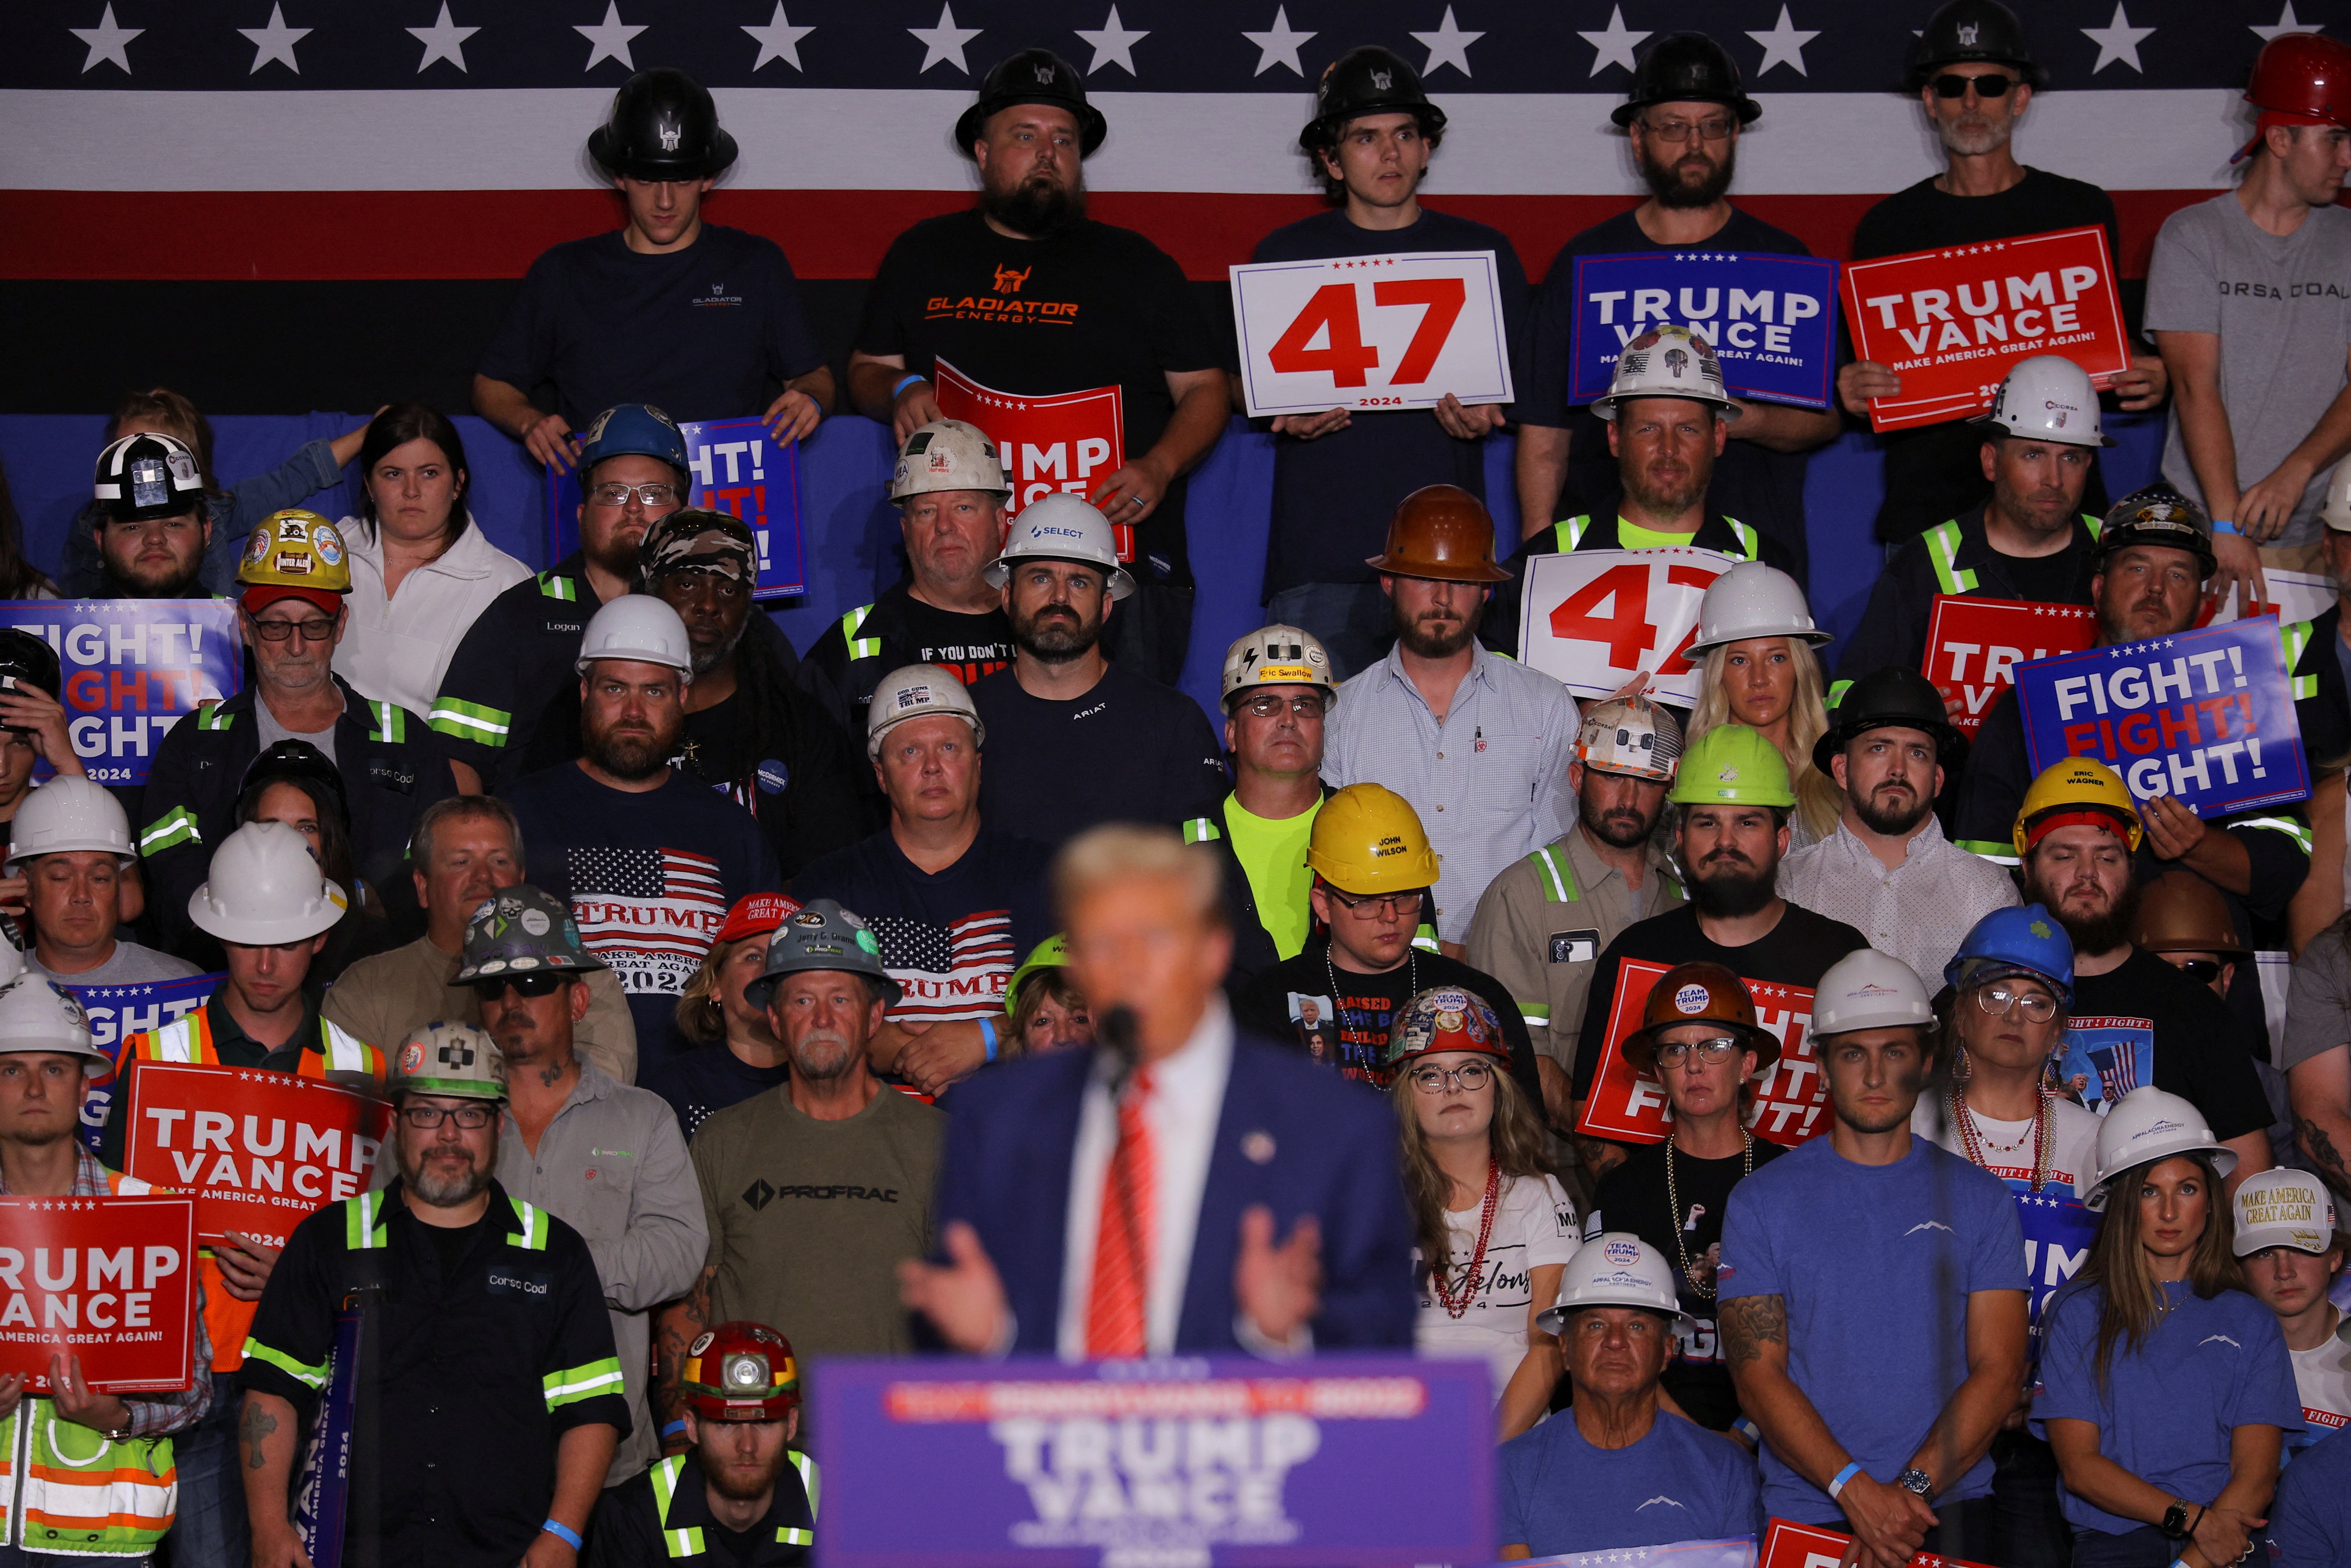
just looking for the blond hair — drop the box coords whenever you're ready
[1051,824,1226,930]
[1686,640,1841,842]
[675,936,740,1046]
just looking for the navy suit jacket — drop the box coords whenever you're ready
[933,1030,1417,1354]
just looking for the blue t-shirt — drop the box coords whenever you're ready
[1718,1133,2025,1522]
[499,763,781,1063]
[2033,1280,2303,1536]
[2269,1402,2351,1565]
[641,1044,791,1142]
[1497,1408,1762,1555]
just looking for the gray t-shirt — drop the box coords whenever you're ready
[2284,925,2351,1072]
[254,696,337,765]
[2145,192,2351,549]
[31,940,204,988]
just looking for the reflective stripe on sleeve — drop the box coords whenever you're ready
[544,1358,626,1410]
[241,1338,329,1391]
[139,806,202,855]
[427,697,511,745]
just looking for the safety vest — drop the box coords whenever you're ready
[124,1009,387,1372]
[1553,515,1762,559]
[0,1171,177,1556]
[1919,514,2103,597]
[836,603,885,663]
[646,1450,819,1559]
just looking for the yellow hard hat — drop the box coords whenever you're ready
[1666,724,1795,808]
[238,510,352,595]
[2014,756,2142,858]
[1307,783,1438,894]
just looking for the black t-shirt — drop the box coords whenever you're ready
[1248,207,1531,596]
[2065,948,2272,1143]
[1231,934,1544,1105]
[967,663,1228,848]
[1587,1135,1787,1429]
[420,1213,487,1279]
[855,209,1222,581]
[1999,547,2084,606]
[477,225,826,427]
[1850,169,2126,545]
[1570,902,1871,1101]
[641,1044,792,1142]
[1522,207,1819,582]
[797,580,1016,743]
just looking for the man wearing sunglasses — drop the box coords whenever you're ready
[459,883,705,1488]
[1840,0,2165,548]
[140,509,456,960]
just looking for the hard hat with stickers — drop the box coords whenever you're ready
[393,1020,507,1100]
[1384,986,1511,1069]
[680,1321,802,1420]
[238,510,353,593]
[453,884,605,983]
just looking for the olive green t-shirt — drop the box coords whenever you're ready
[1223,794,1320,961]
[691,1083,944,1358]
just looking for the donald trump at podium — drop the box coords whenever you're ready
[900,824,1414,1356]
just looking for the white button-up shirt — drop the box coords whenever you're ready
[334,513,532,719]
[1322,640,1580,943]
[1777,813,2021,986]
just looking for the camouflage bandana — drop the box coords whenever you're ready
[639,507,757,585]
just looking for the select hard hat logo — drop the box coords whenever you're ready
[1372,834,1407,857]
[1034,525,1085,540]
[1673,984,1711,1014]
[1603,1238,1640,1266]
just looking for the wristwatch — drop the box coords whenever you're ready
[1895,1468,1933,1499]
[2161,1501,2193,1540]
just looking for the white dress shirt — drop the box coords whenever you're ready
[1056,999,1235,1360]
[1777,812,2020,987]
[333,513,531,719]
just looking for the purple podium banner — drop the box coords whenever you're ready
[812,1354,1493,1568]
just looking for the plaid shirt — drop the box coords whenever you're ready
[0,1144,214,1436]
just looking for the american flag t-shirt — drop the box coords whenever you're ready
[865,909,1015,1025]
[566,844,729,1000]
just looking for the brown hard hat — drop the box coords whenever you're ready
[1623,959,1781,1074]
[1364,484,1512,584]
[2131,869,2250,959]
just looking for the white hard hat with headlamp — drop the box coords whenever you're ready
[1534,1232,1691,1337]
[1221,625,1338,713]
[0,975,107,1066]
[982,495,1136,599]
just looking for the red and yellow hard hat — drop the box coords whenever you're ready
[680,1321,800,1422]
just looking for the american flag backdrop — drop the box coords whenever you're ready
[866,907,1016,1023]
[566,843,730,994]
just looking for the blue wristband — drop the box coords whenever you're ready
[980,1017,999,1063]
[1828,1462,1864,1499]
[661,1419,686,1438]
[2211,518,2240,536]
[541,1519,582,1551]
[893,374,927,399]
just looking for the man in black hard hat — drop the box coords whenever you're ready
[1838,0,2166,549]
[1241,46,1530,677]
[846,48,1228,685]
[89,430,214,599]
[474,67,834,471]
[1517,32,1839,582]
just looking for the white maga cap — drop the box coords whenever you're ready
[2084,1086,2238,1212]
[982,494,1136,600]
[1534,1231,1691,1336]
[1811,948,1935,1036]
[188,820,349,946]
[1686,560,1831,655]
[865,662,985,760]
[889,419,1010,503]
[0,975,106,1065]
[2232,1166,2337,1257]
[1221,624,1337,711]
[1973,353,2115,449]
[1592,325,1740,422]
[574,594,695,679]
[6,777,135,873]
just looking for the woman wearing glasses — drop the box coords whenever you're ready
[1585,960,1784,1432]
[334,401,531,720]
[1389,984,1580,1441]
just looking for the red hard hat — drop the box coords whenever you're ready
[680,1321,800,1422]
[2247,33,2351,126]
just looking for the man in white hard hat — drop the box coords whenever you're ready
[1179,625,1339,988]
[1835,355,2112,698]
[1496,1233,1761,1558]
[501,594,781,1065]
[0,975,216,1561]
[10,778,198,988]
[967,497,1227,847]
[800,420,1017,742]
[794,664,1050,1095]
[2232,1166,2351,1454]
[1721,948,2027,1567]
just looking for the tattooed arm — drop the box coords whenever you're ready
[2292,1047,2351,1203]
[240,1391,314,1568]
[651,1266,716,1454]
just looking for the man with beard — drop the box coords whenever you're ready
[659,901,944,1419]
[88,429,215,598]
[1570,726,1867,1181]
[966,498,1227,846]
[141,510,455,958]
[238,1021,630,1568]
[1323,486,1579,948]
[1833,356,2111,695]
[1515,33,1838,578]
[1779,668,2015,984]
[1837,0,2164,547]
[432,403,688,792]
[1465,697,1686,1126]
[846,49,1228,683]
[2012,757,2272,1184]
[501,595,779,1065]
[590,1322,818,1566]
[465,884,706,1487]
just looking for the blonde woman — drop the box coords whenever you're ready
[1390,984,1577,1441]
[1684,561,1840,846]
[645,893,800,1139]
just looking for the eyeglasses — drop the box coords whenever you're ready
[1931,72,2016,99]
[1653,1036,1742,1066]
[1642,116,1736,144]
[248,616,337,643]
[1238,693,1326,720]
[398,1104,496,1129]
[589,483,682,508]
[2170,959,2224,984]
[1409,1061,1494,1094]
[1973,984,2058,1023]
[1322,886,1424,920]
[470,973,569,1001]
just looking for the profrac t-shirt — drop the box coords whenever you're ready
[477,225,826,427]
[1249,207,1530,596]
[1497,1409,1765,1556]
[1414,1171,1580,1407]
[968,663,1228,847]
[2058,949,2273,1143]
[854,210,1221,582]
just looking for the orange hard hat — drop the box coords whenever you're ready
[1623,960,1780,1073]
[2131,869,2251,960]
[1364,485,1511,584]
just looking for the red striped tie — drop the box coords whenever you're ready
[1086,1069,1156,1359]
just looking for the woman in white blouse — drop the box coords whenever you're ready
[333,402,530,719]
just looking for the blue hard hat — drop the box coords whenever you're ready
[576,403,688,477]
[1944,903,2074,1007]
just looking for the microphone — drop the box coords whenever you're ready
[1097,1004,1139,1098]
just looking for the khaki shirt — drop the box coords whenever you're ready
[1462,825,1684,1081]
[322,932,638,1084]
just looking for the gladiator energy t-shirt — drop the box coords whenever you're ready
[854,210,1222,583]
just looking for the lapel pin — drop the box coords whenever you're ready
[1241,1130,1276,1165]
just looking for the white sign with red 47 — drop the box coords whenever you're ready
[1229,250,1515,418]
[1518,546,1745,705]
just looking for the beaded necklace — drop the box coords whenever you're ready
[1949,1080,2056,1193]
[1665,1130,1751,1299]
[1432,1159,1503,1318]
